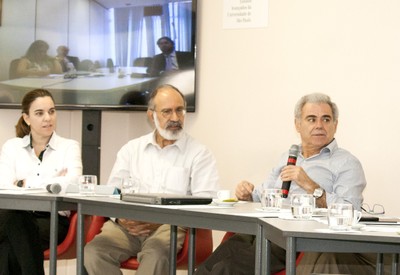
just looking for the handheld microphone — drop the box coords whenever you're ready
[281,144,300,198]
[46,183,62,194]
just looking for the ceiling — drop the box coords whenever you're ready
[94,0,187,9]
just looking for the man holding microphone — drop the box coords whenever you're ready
[195,93,375,274]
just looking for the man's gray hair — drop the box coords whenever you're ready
[147,84,186,111]
[294,93,339,121]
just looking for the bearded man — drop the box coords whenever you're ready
[84,84,219,275]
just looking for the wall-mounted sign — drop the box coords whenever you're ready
[223,0,268,29]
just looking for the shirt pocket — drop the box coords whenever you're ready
[164,167,190,194]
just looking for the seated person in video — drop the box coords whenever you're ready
[147,36,194,77]
[55,45,80,72]
[16,40,63,78]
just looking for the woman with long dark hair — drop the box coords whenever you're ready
[16,40,63,78]
[0,89,82,274]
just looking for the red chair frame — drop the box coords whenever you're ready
[43,214,106,260]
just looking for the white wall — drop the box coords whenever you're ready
[2,0,400,273]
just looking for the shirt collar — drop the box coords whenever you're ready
[300,138,337,159]
[21,132,57,150]
[146,130,186,151]
[164,50,176,58]
[322,138,337,156]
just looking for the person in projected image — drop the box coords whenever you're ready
[147,36,194,77]
[55,45,80,73]
[84,84,219,275]
[194,93,396,275]
[0,89,82,275]
[16,40,63,78]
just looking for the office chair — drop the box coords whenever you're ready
[133,57,153,68]
[78,59,94,71]
[43,213,106,260]
[9,58,20,79]
[120,228,213,270]
[221,232,304,275]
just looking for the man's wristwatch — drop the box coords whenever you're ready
[313,187,324,199]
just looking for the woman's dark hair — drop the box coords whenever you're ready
[15,89,55,138]
[24,40,50,62]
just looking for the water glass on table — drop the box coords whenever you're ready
[328,203,361,230]
[79,175,97,195]
[261,189,283,211]
[290,194,315,219]
[121,177,140,195]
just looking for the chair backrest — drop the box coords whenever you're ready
[133,57,153,68]
[43,214,106,260]
[86,216,107,242]
[120,228,213,270]
[78,59,94,71]
[9,59,20,79]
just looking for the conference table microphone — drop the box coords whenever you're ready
[281,144,300,198]
[46,183,62,194]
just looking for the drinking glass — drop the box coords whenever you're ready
[261,189,283,211]
[79,175,97,195]
[328,203,353,230]
[290,194,315,219]
[121,177,140,195]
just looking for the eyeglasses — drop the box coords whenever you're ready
[152,107,186,118]
[361,203,385,215]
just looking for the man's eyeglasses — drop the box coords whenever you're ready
[152,108,186,118]
[361,203,385,215]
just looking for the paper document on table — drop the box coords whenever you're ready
[235,212,282,218]
[314,228,362,234]
[361,226,400,233]
[140,204,222,209]
[0,187,46,194]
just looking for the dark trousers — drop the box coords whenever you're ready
[195,233,286,275]
[0,210,69,275]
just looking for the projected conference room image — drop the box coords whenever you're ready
[0,0,197,111]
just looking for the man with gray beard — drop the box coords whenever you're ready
[84,84,219,275]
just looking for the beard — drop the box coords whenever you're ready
[153,112,184,141]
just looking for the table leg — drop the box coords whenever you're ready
[392,254,399,275]
[263,238,271,275]
[49,201,58,275]
[286,237,296,275]
[170,225,177,275]
[188,228,196,275]
[376,253,384,275]
[255,224,263,275]
[77,204,85,275]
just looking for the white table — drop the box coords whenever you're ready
[0,72,156,105]
[63,196,269,275]
[261,217,400,275]
[0,68,195,108]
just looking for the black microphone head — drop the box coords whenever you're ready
[47,183,62,194]
[289,144,300,157]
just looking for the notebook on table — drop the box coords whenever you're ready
[120,193,213,205]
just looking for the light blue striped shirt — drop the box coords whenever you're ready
[253,139,366,210]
